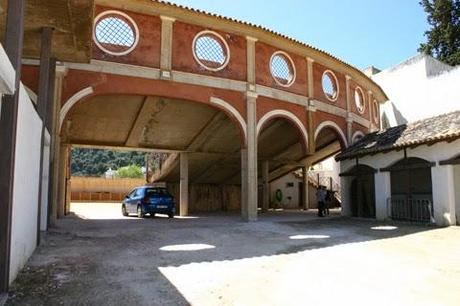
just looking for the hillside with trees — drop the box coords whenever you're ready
[71,148,147,177]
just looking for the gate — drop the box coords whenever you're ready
[387,197,435,224]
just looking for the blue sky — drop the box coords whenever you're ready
[166,0,428,70]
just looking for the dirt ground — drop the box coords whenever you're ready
[5,202,460,306]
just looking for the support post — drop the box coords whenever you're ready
[241,93,258,221]
[302,166,309,210]
[0,0,25,292]
[36,27,54,245]
[160,16,175,79]
[262,160,269,212]
[48,66,67,226]
[57,144,70,218]
[179,153,189,216]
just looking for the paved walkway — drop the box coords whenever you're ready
[5,203,460,306]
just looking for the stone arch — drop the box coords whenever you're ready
[59,86,94,130]
[256,109,308,152]
[59,87,247,146]
[314,120,348,148]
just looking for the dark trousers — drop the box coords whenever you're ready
[318,201,325,217]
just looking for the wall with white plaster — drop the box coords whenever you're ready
[9,84,43,284]
[270,173,301,209]
[454,165,460,226]
[339,139,460,226]
[372,55,460,126]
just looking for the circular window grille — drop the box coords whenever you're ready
[193,31,230,71]
[93,11,139,56]
[373,100,379,122]
[270,52,296,86]
[322,71,339,102]
[354,87,365,114]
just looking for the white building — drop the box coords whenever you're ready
[365,54,460,127]
[337,111,460,226]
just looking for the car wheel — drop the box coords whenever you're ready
[137,206,144,218]
[122,205,128,217]
[168,212,174,219]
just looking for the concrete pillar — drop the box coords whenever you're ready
[302,166,309,210]
[345,75,353,145]
[179,153,189,217]
[241,93,258,221]
[160,16,175,79]
[57,144,70,218]
[374,171,391,220]
[262,160,269,212]
[49,66,67,226]
[431,165,456,226]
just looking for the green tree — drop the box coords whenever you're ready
[115,165,144,179]
[419,0,460,66]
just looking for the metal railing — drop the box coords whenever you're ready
[387,197,435,224]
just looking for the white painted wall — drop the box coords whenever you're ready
[270,173,301,209]
[371,54,460,126]
[9,84,43,284]
[454,165,460,226]
[340,139,460,225]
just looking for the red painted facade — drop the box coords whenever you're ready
[21,4,381,153]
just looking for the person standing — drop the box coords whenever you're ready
[316,186,326,217]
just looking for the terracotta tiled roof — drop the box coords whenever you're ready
[336,111,460,161]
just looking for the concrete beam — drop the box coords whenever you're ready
[125,96,160,147]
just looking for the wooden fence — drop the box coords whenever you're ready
[70,177,146,202]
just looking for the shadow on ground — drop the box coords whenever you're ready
[5,206,439,306]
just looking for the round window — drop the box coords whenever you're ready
[270,51,296,87]
[322,71,339,102]
[354,87,365,114]
[193,31,230,71]
[373,100,379,122]
[93,11,139,56]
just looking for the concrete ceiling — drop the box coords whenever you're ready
[64,95,314,185]
[0,0,94,63]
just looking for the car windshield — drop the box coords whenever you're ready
[145,188,170,197]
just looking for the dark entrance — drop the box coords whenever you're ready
[349,165,376,218]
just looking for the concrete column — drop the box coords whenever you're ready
[374,171,391,220]
[57,144,70,218]
[49,66,67,226]
[179,153,189,217]
[431,165,456,226]
[241,93,258,221]
[302,166,309,210]
[160,16,175,79]
[246,36,257,91]
[345,75,353,145]
[306,57,314,98]
[262,160,269,212]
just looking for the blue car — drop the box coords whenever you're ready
[122,186,175,218]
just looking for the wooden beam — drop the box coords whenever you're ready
[0,0,25,293]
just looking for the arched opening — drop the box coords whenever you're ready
[343,164,376,218]
[385,157,434,222]
[60,94,246,219]
[256,115,308,212]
